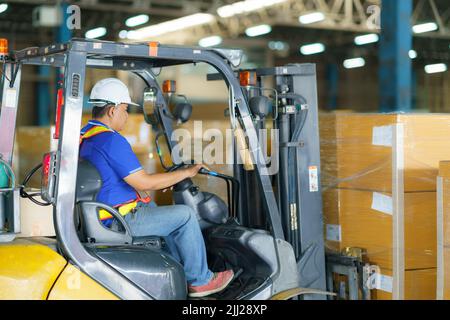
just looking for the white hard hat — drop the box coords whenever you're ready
[88,78,140,107]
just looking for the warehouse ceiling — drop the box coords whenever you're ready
[1,0,449,63]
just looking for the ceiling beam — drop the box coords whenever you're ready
[4,0,192,16]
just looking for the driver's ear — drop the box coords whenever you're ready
[107,105,115,118]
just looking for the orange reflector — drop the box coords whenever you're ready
[41,153,52,189]
[148,41,159,57]
[0,38,8,55]
[239,71,257,87]
[54,87,64,139]
[43,153,51,176]
[162,80,176,93]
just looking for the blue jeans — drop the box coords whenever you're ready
[120,201,214,286]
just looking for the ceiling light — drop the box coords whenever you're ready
[217,0,288,18]
[299,12,325,25]
[409,50,417,59]
[300,43,325,55]
[343,57,365,69]
[118,30,128,39]
[0,3,8,14]
[125,14,149,27]
[85,27,107,39]
[268,41,288,51]
[127,13,215,39]
[412,22,438,34]
[424,63,447,74]
[217,5,235,18]
[354,33,379,45]
[198,35,222,47]
[245,24,272,37]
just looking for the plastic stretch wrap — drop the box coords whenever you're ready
[320,112,450,300]
[437,161,450,300]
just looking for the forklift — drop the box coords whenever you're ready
[0,38,333,300]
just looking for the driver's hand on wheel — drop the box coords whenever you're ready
[186,164,209,178]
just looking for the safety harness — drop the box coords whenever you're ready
[80,122,150,221]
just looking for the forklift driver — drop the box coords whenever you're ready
[79,78,234,298]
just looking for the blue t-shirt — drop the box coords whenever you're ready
[79,120,143,208]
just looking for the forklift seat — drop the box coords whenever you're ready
[75,159,163,248]
[75,159,187,300]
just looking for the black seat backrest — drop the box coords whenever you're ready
[75,159,133,245]
[76,159,102,202]
[75,159,102,242]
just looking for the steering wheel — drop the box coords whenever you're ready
[166,160,197,173]
[166,160,239,219]
[19,163,52,206]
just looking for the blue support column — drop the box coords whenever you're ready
[326,63,339,110]
[379,0,413,112]
[57,2,72,44]
[37,2,72,126]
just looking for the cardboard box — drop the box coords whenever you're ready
[18,191,55,237]
[320,113,450,299]
[371,268,436,300]
[320,113,450,192]
[331,267,436,300]
[443,247,450,300]
[439,161,450,178]
[16,127,54,188]
[438,162,450,247]
[324,189,436,270]
[437,162,450,299]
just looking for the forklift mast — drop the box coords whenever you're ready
[207,65,327,298]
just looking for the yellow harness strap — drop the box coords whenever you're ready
[99,200,138,221]
[79,125,113,145]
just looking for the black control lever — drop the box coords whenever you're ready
[198,168,240,220]
[198,167,211,175]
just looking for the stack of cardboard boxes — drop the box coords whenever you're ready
[320,113,450,299]
[437,161,450,300]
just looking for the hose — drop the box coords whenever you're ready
[283,93,308,260]
[19,163,52,206]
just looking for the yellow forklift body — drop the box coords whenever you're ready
[48,264,118,300]
[0,238,117,300]
[0,238,67,299]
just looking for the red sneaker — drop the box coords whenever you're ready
[188,270,235,298]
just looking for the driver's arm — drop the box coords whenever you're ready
[124,164,203,192]
[106,134,204,192]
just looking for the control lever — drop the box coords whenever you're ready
[197,167,240,220]
[198,167,215,176]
